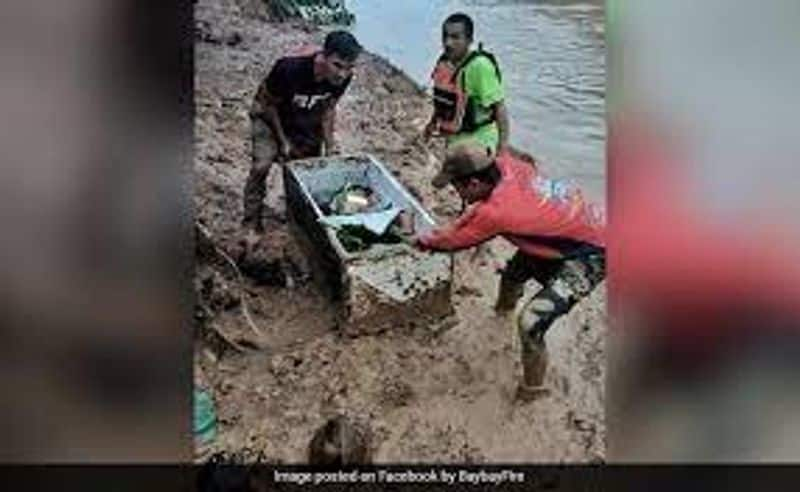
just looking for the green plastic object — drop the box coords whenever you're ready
[194,389,217,445]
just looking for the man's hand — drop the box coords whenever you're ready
[324,141,341,156]
[277,139,293,162]
[412,233,433,251]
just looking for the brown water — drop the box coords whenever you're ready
[349,0,606,204]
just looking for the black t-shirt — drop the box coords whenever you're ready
[258,53,350,143]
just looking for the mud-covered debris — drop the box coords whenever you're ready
[454,285,483,297]
[225,32,243,47]
[308,415,372,465]
[336,224,405,252]
[201,271,240,311]
[269,356,290,377]
[380,379,415,408]
[237,256,286,286]
[234,236,287,286]
[195,21,244,47]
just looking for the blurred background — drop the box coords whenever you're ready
[607,0,800,462]
[0,1,192,461]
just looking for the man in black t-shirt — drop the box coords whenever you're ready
[243,30,362,233]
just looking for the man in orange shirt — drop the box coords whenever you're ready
[415,143,605,401]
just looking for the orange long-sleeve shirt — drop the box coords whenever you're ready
[420,151,605,259]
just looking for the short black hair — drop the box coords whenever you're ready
[454,162,501,187]
[323,30,362,61]
[443,12,474,40]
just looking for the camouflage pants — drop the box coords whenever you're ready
[242,118,321,231]
[497,249,605,388]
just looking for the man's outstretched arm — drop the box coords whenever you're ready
[416,207,500,251]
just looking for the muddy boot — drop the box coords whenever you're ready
[514,292,567,403]
[242,169,267,234]
[494,277,524,315]
[241,194,265,234]
[517,337,550,402]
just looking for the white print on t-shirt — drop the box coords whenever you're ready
[532,175,574,205]
[292,93,333,110]
[530,175,606,227]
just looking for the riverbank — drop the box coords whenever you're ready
[194,0,606,462]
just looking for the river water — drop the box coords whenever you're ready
[348,0,606,204]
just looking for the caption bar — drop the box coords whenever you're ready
[274,468,526,486]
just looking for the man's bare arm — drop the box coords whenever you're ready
[321,97,339,155]
[493,100,510,153]
[252,82,292,157]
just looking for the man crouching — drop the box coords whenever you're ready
[414,143,605,401]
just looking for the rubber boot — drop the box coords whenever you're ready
[495,278,525,315]
[517,337,550,402]
[515,295,561,402]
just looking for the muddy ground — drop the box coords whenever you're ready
[194,0,606,463]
